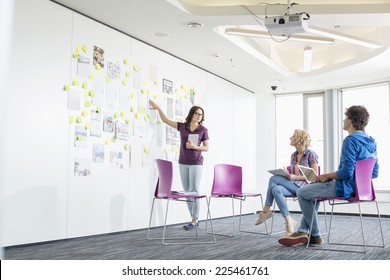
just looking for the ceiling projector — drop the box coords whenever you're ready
[264,13,308,36]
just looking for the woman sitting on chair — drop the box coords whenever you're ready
[255,129,319,236]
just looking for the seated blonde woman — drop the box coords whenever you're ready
[256,129,319,236]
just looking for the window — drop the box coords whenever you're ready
[341,83,390,190]
[275,93,324,169]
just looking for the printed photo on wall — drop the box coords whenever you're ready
[74,125,87,148]
[93,45,105,69]
[163,78,173,95]
[110,151,124,169]
[90,109,102,137]
[74,158,91,176]
[115,120,129,140]
[103,114,114,133]
[92,143,104,163]
[175,100,183,117]
[107,61,121,80]
[166,126,179,146]
[77,54,90,79]
[167,97,174,119]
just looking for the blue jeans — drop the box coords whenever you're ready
[265,175,300,217]
[179,164,203,221]
[296,180,336,236]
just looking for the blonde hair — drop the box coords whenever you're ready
[293,129,311,152]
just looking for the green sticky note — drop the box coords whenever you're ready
[125,118,130,124]
[72,79,79,86]
[125,71,130,77]
[141,88,145,94]
[130,106,135,113]
[82,45,88,53]
[133,64,138,72]
[89,90,94,97]
[76,116,82,123]
[76,134,83,141]
[85,122,90,130]
[63,84,70,91]
[82,81,88,89]
[72,53,79,59]
[154,80,158,86]
[123,58,128,65]
[114,112,119,118]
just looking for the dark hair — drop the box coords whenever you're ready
[185,106,205,125]
[345,105,370,131]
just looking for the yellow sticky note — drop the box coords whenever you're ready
[105,137,111,145]
[82,81,88,89]
[114,112,119,118]
[123,58,128,65]
[122,79,127,86]
[85,100,91,107]
[141,88,145,94]
[125,71,130,77]
[89,90,94,97]
[76,45,82,53]
[82,45,88,53]
[72,79,79,86]
[146,89,151,94]
[154,80,158,86]
[144,114,150,122]
[76,116,82,124]
[130,106,135,113]
[130,92,136,99]
[124,143,129,151]
[81,109,88,116]
[135,112,139,119]
[157,120,162,125]
[76,134,83,141]
[63,84,70,91]
[83,90,89,98]
[106,76,110,83]
[69,116,75,124]
[85,122,91,130]
[153,94,158,99]
[163,146,168,153]
[89,72,95,80]
[72,53,79,59]
[95,63,102,70]
[120,111,126,117]
[143,147,148,154]
[125,118,130,124]
[96,106,102,113]
[133,64,138,72]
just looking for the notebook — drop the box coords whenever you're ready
[268,168,289,178]
[297,165,318,184]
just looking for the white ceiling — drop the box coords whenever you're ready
[52,0,390,94]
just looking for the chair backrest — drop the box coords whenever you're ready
[211,164,242,195]
[155,159,173,197]
[352,158,376,202]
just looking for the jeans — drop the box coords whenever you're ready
[296,180,336,236]
[265,175,300,217]
[179,164,203,221]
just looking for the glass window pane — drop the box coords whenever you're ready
[306,95,324,170]
[342,84,390,189]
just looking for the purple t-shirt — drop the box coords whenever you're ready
[177,122,209,165]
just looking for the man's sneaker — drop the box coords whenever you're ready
[183,222,199,230]
[309,235,324,246]
[278,232,308,247]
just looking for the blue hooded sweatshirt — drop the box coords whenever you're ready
[335,131,379,199]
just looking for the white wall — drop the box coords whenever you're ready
[2,0,257,246]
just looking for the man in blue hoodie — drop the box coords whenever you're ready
[278,105,379,247]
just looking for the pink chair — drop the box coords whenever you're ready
[307,158,385,253]
[147,159,216,245]
[206,164,267,237]
[268,166,328,236]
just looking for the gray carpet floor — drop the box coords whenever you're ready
[4,213,390,260]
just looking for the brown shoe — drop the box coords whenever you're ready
[278,232,308,246]
[255,211,272,225]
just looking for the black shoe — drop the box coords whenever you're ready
[309,235,324,246]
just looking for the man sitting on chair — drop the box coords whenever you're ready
[278,105,379,247]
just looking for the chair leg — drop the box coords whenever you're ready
[147,198,156,240]
[238,196,269,236]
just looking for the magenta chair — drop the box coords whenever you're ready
[205,164,268,237]
[307,158,384,253]
[147,159,216,245]
[268,166,328,236]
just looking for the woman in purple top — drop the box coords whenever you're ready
[255,129,319,236]
[149,100,209,230]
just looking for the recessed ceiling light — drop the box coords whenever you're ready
[153,32,169,37]
[186,22,203,28]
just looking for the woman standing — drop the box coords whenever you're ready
[255,129,319,236]
[149,100,209,230]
